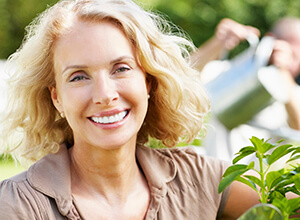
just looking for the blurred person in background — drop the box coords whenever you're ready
[192,17,300,161]
[269,17,300,130]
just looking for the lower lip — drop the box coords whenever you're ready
[88,112,129,129]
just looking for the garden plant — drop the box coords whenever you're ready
[219,136,300,219]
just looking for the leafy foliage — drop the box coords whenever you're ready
[0,0,58,59]
[1,0,300,59]
[154,0,300,48]
[219,137,300,219]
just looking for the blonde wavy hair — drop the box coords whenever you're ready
[0,0,210,164]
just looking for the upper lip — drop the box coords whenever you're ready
[88,108,129,118]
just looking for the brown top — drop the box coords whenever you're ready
[0,145,230,219]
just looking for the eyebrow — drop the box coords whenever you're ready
[109,56,135,65]
[62,65,88,74]
[62,56,136,74]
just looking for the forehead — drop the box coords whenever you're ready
[52,19,135,68]
[55,18,126,44]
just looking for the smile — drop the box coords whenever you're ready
[89,110,128,124]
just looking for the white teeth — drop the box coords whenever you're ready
[103,116,109,123]
[91,111,127,124]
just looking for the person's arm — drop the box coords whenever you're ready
[282,73,300,130]
[219,178,260,219]
[191,18,260,71]
[269,39,300,130]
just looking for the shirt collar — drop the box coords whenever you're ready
[27,144,178,216]
[27,145,73,216]
[136,145,177,190]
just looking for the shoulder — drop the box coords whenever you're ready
[0,169,54,219]
[0,171,38,218]
[139,146,232,218]
[161,147,231,216]
[0,170,29,196]
[153,146,229,171]
[139,145,230,182]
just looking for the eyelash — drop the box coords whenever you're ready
[114,65,131,74]
[69,74,88,82]
[68,64,132,82]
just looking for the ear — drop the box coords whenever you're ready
[49,86,63,113]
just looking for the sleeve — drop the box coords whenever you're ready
[171,147,232,218]
[194,153,232,218]
[215,159,231,218]
[0,179,43,220]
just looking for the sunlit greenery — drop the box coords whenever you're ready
[0,0,299,59]
[0,0,58,58]
[219,137,300,219]
[153,0,300,48]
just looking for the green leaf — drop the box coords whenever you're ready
[294,177,300,192]
[249,136,277,154]
[248,161,255,169]
[274,178,294,190]
[235,176,258,192]
[269,190,285,203]
[267,144,294,165]
[263,156,270,166]
[263,142,277,154]
[291,147,300,157]
[236,146,256,153]
[266,171,283,190]
[219,167,250,193]
[272,171,300,190]
[276,139,285,144]
[287,197,300,214]
[272,198,288,215]
[287,155,300,163]
[233,148,255,164]
[250,136,264,153]
[285,185,300,196]
[244,175,264,189]
[222,164,249,177]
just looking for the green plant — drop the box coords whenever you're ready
[218,136,300,219]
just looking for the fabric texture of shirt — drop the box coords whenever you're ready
[0,145,230,219]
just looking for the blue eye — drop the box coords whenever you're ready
[69,75,88,82]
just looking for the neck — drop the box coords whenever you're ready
[69,141,143,203]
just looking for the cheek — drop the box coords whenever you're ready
[60,87,91,114]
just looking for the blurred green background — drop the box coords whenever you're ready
[0,0,300,180]
[1,0,300,59]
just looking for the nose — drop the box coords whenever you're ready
[93,73,118,105]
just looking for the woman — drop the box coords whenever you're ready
[0,0,259,219]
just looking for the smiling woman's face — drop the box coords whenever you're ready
[50,19,150,150]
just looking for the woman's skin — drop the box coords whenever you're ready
[50,19,151,219]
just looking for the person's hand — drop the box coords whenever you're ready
[191,18,259,71]
[267,40,297,100]
[214,18,260,50]
[269,39,294,71]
